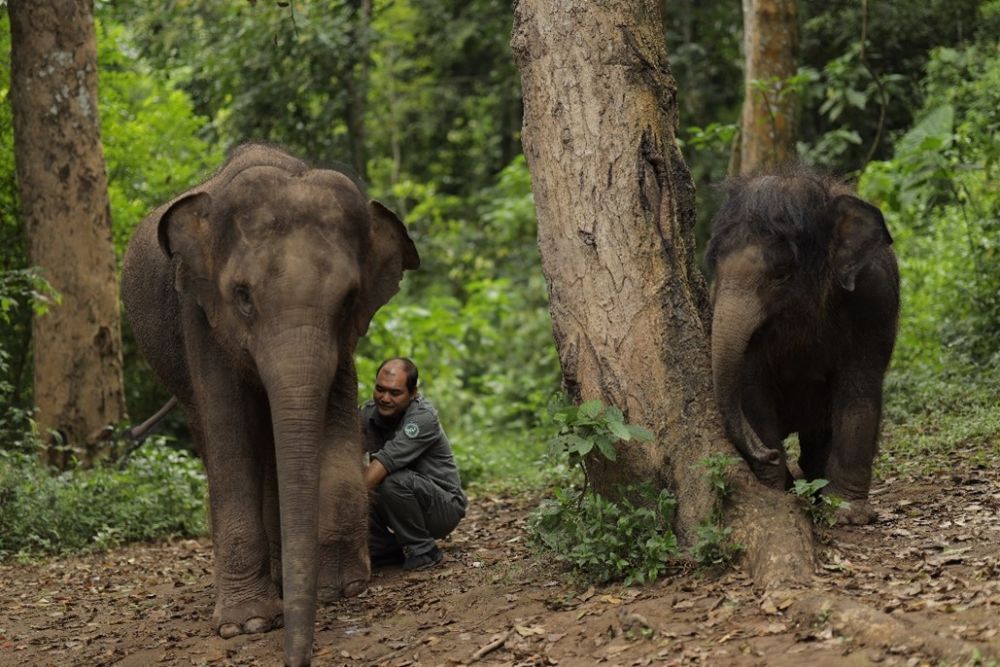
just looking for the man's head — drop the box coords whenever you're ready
[372,357,419,419]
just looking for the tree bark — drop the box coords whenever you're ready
[8,0,127,468]
[736,0,799,174]
[347,0,371,182]
[512,0,813,589]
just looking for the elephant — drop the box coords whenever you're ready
[705,168,899,525]
[121,143,419,666]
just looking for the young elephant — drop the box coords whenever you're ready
[706,169,899,525]
[121,143,419,666]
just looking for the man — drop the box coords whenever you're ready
[361,357,467,570]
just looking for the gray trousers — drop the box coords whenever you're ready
[369,468,465,558]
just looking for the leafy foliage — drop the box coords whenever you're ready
[528,401,674,584]
[547,400,654,480]
[0,269,59,449]
[790,478,849,527]
[529,484,679,586]
[861,41,1000,370]
[690,521,742,568]
[859,31,1000,481]
[0,442,207,560]
[692,454,743,568]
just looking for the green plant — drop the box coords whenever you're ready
[528,400,676,584]
[529,483,679,585]
[547,399,653,493]
[690,521,742,568]
[791,478,849,527]
[698,453,740,506]
[692,453,744,567]
[0,269,60,450]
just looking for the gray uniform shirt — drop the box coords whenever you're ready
[361,396,467,506]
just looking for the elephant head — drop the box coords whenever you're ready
[707,172,893,473]
[156,161,418,665]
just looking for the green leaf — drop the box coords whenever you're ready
[607,419,633,441]
[577,400,603,419]
[897,105,954,157]
[603,405,625,424]
[627,425,654,442]
[595,438,617,462]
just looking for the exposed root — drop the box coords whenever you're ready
[784,590,999,661]
[728,470,816,590]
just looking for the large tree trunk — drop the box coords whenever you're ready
[512,0,813,589]
[736,0,800,174]
[7,0,127,468]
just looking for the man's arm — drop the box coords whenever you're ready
[365,458,389,490]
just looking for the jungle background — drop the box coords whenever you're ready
[0,1,998,665]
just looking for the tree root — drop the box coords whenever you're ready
[728,471,816,590]
[768,588,999,662]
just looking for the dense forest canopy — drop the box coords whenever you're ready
[1,0,998,557]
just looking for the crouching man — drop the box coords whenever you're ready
[361,357,467,570]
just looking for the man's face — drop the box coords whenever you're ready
[373,362,415,419]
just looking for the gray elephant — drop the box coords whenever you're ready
[121,143,419,666]
[705,168,899,525]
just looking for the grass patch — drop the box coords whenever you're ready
[877,361,1000,478]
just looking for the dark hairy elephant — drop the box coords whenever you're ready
[121,143,419,666]
[705,168,899,525]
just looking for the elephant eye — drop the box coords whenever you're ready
[233,284,255,317]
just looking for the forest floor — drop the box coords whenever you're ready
[1,450,998,667]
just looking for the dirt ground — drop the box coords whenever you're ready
[1,458,998,667]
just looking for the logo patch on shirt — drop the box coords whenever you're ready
[403,422,420,438]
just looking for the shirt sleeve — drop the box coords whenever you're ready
[372,406,441,473]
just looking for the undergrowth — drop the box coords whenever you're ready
[0,440,207,561]
[529,483,679,585]
[878,360,1000,478]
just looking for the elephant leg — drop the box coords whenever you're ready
[798,428,832,481]
[316,424,370,605]
[825,374,882,525]
[197,384,283,638]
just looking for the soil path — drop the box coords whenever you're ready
[1,462,998,666]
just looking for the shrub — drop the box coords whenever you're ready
[0,441,207,560]
[529,483,679,585]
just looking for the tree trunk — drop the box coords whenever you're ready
[512,0,813,589]
[736,0,799,174]
[7,0,127,468]
[347,0,371,182]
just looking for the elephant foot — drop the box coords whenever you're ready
[214,596,283,638]
[317,543,371,605]
[832,498,875,525]
[823,484,875,525]
[318,577,368,604]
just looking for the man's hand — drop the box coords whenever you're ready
[365,458,389,491]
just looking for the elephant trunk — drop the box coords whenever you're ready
[258,324,336,667]
[710,287,781,465]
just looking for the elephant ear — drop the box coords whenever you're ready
[355,201,420,337]
[156,192,223,326]
[830,195,892,291]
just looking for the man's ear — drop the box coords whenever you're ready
[156,191,215,279]
[830,194,892,291]
[355,201,420,337]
